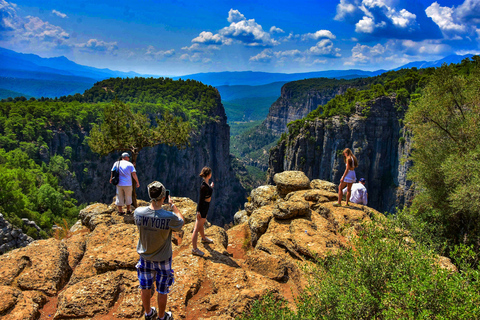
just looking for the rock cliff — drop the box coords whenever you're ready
[0,172,453,320]
[45,97,245,225]
[268,95,413,214]
[264,78,371,134]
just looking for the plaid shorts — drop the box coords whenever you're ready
[136,257,174,294]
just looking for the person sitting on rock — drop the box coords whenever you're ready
[342,178,368,205]
[133,181,184,320]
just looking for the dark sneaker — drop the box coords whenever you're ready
[159,311,173,320]
[145,307,158,320]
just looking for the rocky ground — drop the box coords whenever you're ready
[0,171,453,320]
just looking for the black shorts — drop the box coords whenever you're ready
[197,202,210,219]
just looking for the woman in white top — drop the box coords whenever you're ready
[335,148,358,207]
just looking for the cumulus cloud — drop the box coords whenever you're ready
[52,10,67,18]
[180,52,211,63]
[250,38,342,64]
[192,31,230,45]
[191,9,279,48]
[301,29,336,41]
[270,26,284,33]
[145,45,175,60]
[0,1,69,46]
[456,0,480,24]
[75,39,118,54]
[425,1,480,39]
[308,39,342,57]
[249,49,273,62]
[426,2,465,34]
[333,0,442,40]
[227,9,245,23]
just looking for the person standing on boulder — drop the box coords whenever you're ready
[335,148,358,207]
[191,166,214,256]
[110,152,139,215]
[134,181,184,320]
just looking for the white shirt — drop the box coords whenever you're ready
[342,183,368,205]
[111,160,136,186]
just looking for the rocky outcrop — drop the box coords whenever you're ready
[264,78,371,134]
[268,95,413,214]
[0,175,454,319]
[0,214,34,254]
[45,95,245,226]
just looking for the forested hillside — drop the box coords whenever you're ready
[0,77,239,237]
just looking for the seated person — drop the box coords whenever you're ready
[342,178,368,205]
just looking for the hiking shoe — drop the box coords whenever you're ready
[201,237,214,244]
[192,248,204,256]
[145,307,158,320]
[159,311,173,320]
[126,210,131,215]
[333,203,342,207]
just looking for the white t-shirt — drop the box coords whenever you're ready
[111,160,136,186]
[342,182,368,205]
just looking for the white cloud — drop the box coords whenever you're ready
[355,16,376,33]
[301,29,336,41]
[52,10,67,19]
[191,9,279,48]
[249,49,273,62]
[192,31,230,45]
[227,9,245,23]
[180,52,212,63]
[145,45,175,60]
[308,39,342,57]
[400,39,450,55]
[426,2,466,36]
[335,0,359,21]
[270,26,284,33]
[75,39,118,54]
[456,0,480,24]
[349,43,386,64]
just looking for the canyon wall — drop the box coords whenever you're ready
[45,99,245,225]
[267,95,413,214]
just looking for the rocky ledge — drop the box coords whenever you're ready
[0,214,35,254]
[0,171,455,320]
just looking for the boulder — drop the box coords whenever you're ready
[78,203,118,231]
[245,251,288,281]
[234,210,249,225]
[273,200,310,220]
[250,185,278,208]
[0,238,71,295]
[248,205,274,246]
[68,224,138,286]
[310,179,337,193]
[273,171,310,197]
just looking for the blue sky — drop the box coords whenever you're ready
[1,0,479,76]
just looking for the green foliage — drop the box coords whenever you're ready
[229,120,263,136]
[0,148,79,234]
[230,123,279,159]
[88,99,191,163]
[404,61,480,263]
[223,97,277,122]
[239,222,480,320]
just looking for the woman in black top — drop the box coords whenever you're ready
[192,167,214,256]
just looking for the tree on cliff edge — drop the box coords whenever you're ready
[88,98,191,206]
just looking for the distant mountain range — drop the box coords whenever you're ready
[393,54,474,70]
[0,46,476,99]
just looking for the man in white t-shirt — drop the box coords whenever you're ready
[110,152,140,214]
[342,178,368,205]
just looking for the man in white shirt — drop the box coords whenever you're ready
[342,178,368,205]
[110,152,140,214]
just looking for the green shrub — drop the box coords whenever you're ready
[239,221,480,320]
